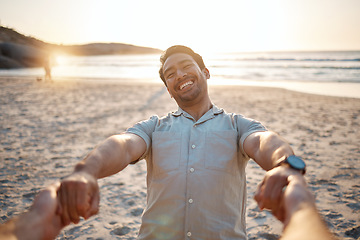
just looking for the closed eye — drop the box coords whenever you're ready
[166,73,174,79]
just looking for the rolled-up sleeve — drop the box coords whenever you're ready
[236,115,267,159]
[125,115,158,161]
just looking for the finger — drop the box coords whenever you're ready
[274,197,286,223]
[84,187,100,219]
[60,181,80,225]
[59,183,72,226]
[254,178,266,209]
[254,184,262,202]
[261,170,290,210]
[254,188,265,210]
[76,176,99,219]
[67,183,81,224]
[261,175,278,209]
[75,183,91,218]
[269,181,286,207]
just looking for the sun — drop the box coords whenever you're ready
[53,54,69,66]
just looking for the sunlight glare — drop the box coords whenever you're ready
[54,54,69,66]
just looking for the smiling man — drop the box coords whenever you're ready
[161,52,211,121]
[58,45,306,239]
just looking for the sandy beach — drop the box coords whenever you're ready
[0,77,359,239]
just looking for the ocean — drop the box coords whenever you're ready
[1,50,360,97]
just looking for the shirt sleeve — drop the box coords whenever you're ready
[235,114,268,159]
[125,115,158,162]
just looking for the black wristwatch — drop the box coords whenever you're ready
[276,155,306,174]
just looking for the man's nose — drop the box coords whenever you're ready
[175,69,187,80]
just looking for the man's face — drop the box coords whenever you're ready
[162,53,210,106]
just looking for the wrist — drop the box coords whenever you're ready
[275,155,306,175]
[74,161,99,179]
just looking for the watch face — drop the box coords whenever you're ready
[287,155,306,170]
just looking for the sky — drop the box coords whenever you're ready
[0,0,359,53]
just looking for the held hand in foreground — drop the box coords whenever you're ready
[279,175,336,240]
[0,182,67,240]
[58,172,100,225]
[280,174,315,226]
[28,182,67,240]
[254,165,304,222]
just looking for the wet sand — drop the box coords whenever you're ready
[0,77,359,239]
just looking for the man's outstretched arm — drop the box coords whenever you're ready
[58,133,146,225]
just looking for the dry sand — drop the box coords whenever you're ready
[0,77,359,239]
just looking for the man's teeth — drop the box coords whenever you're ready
[180,81,193,90]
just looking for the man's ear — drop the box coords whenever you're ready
[203,68,210,79]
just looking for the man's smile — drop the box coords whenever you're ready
[179,80,194,90]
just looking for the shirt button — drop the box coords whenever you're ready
[189,168,195,173]
[187,231,192,237]
[191,144,196,149]
[188,198,193,204]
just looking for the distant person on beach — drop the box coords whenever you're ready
[44,55,52,81]
[54,45,324,239]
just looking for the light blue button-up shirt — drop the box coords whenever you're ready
[126,105,267,239]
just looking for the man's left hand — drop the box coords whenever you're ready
[254,165,304,222]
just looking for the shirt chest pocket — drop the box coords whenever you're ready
[152,131,182,176]
[205,130,238,175]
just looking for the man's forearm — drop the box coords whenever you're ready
[74,134,135,179]
[58,133,146,224]
[247,131,294,171]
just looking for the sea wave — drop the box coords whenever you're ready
[1,51,359,83]
[209,64,360,70]
[242,58,360,62]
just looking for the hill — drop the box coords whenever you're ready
[0,26,162,68]
[58,42,162,56]
[0,26,50,49]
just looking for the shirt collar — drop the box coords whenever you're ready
[171,105,224,118]
[211,105,224,115]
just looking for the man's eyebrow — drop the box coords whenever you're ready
[179,59,193,65]
[163,59,194,76]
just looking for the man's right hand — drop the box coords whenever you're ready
[56,133,146,226]
[58,172,100,225]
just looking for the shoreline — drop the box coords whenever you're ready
[0,77,359,239]
[1,75,360,99]
[209,78,360,99]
